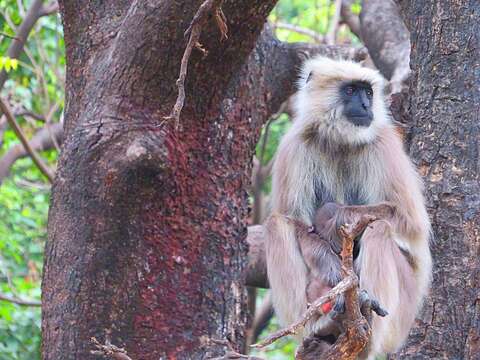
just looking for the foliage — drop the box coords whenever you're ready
[0,1,63,358]
[270,0,361,44]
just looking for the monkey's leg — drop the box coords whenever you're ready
[264,215,312,337]
[355,220,418,359]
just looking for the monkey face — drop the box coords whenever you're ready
[340,81,374,128]
[293,56,390,147]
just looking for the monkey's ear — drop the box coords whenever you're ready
[306,71,313,83]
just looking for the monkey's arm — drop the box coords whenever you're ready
[312,202,396,255]
[377,128,431,242]
[293,221,342,304]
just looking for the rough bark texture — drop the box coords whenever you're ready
[394,1,480,358]
[42,1,365,359]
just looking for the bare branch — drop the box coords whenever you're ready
[326,0,343,45]
[0,122,62,183]
[360,0,410,88]
[0,31,21,41]
[251,274,357,349]
[251,215,377,358]
[248,292,274,345]
[208,339,265,360]
[0,293,41,306]
[272,22,324,43]
[91,337,133,360]
[39,1,59,17]
[14,109,46,122]
[340,0,362,39]
[166,0,227,128]
[0,98,54,183]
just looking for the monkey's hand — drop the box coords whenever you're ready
[312,202,344,255]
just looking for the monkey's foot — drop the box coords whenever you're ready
[358,290,388,317]
[330,290,388,320]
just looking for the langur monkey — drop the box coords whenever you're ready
[265,56,432,358]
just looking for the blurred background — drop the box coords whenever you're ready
[0,1,364,359]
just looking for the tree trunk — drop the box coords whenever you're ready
[41,1,364,359]
[395,1,480,358]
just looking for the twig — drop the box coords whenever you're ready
[340,0,362,40]
[0,32,20,41]
[166,0,228,129]
[272,22,324,43]
[251,275,357,349]
[248,292,274,345]
[91,337,133,360]
[39,1,59,17]
[0,97,54,182]
[0,122,62,183]
[14,109,46,122]
[0,293,41,306]
[209,339,265,360]
[326,0,343,45]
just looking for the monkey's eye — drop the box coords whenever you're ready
[345,86,354,96]
[306,72,313,83]
[366,88,373,97]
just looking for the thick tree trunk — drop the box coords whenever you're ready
[395,1,480,358]
[42,1,364,359]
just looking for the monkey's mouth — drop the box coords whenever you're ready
[348,115,373,127]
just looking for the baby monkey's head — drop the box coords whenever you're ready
[294,56,390,146]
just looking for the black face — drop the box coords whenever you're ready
[340,81,374,127]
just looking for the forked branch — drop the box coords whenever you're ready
[0,97,54,182]
[90,337,133,360]
[166,0,228,128]
[252,215,376,360]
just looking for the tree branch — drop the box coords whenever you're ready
[0,122,62,183]
[0,98,54,183]
[0,293,41,306]
[251,273,357,350]
[360,0,410,91]
[326,0,342,45]
[39,1,59,17]
[91,337,133,360]
[340,0,362,40]
[272,22,324,43]
[166,0,227,128]
[246,211,390,359]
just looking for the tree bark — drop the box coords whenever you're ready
[42,1,364,359]
[394,1,480,358]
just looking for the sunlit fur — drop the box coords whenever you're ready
[265,56,432,359]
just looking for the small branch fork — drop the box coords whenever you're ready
[91,337,133,360]
[252,215,376,360]
[166,0,228,129]
[0,97,54,182]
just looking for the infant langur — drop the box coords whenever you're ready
[292,202,390,342]
[265,57,432,359]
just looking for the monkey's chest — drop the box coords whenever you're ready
[313,161,381,207]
